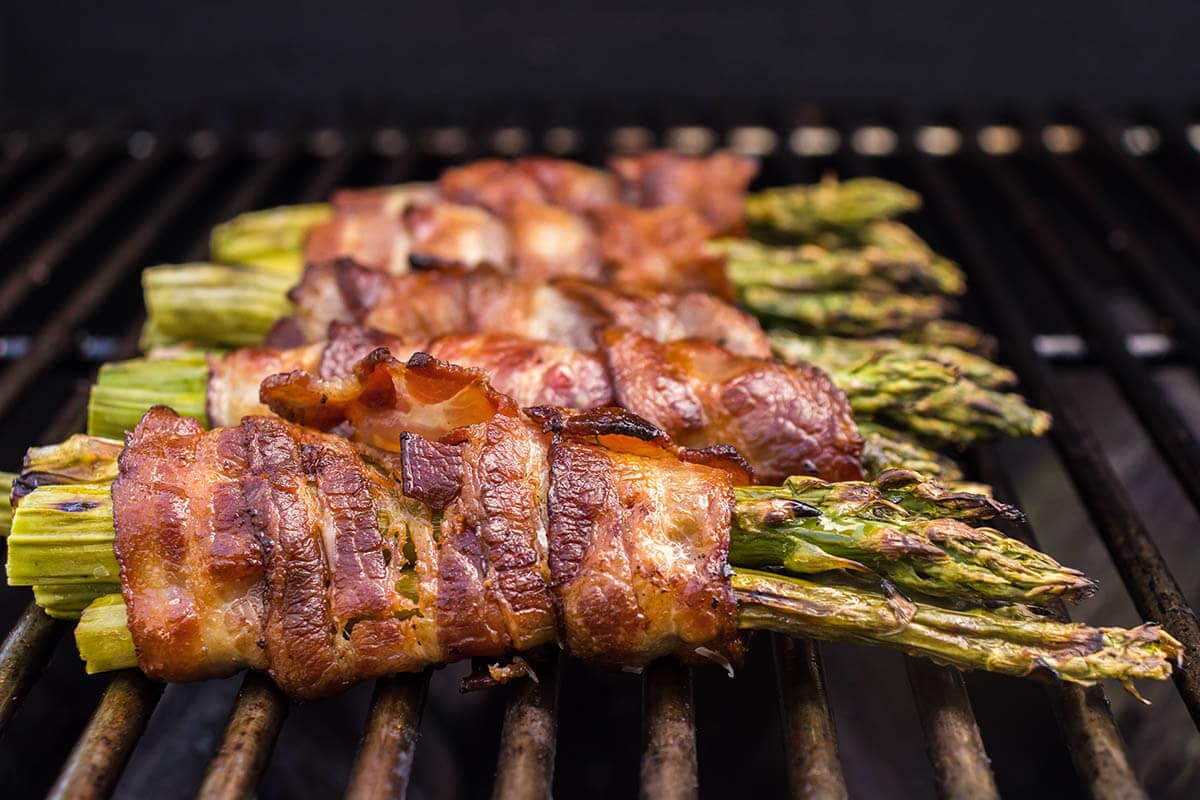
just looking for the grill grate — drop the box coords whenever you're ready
[0,112,1198,798]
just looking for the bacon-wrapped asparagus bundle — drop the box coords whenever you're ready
[8,352,1180,699]
[91,321,864,484]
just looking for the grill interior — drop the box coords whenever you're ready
[1,111,1199,799]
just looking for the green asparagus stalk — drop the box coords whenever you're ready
[740,286,954,336]
[716,235,965,297]
[0,471,14,537]
[831,352,1051,447]
[858,421,965,482]
[141,263,293,349]
[70,569,1181,691]
[731,472,1097,604]
[75,594,138,673]
[902,320,997,355]
[36,583,122,620]
[14,435,122,498]
[210,203,331,274]
[769,330,1016,390]
[745,176,922,242]
[88,354,209,439]
[734,569,1181,690]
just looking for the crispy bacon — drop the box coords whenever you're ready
[591,204,735,297]
[440,158,619,217]
[289,262,770,357]
[304,202,509,275]
[610,150,758,235]
[599,328,865,483]
[116,366,744,695]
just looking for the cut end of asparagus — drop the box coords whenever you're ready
[76,594,138,674]
[6,483,117,588]
[0,471,14,537]
[210,203,331,273]
[142,262,294,349]
[12,435,123,508]
[88,354,209,439]
[733,569,1181,690]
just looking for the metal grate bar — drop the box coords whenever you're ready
[640,658,698,800]
[972,446,1146,800]
[344,672,430,800]
[195,673,291,800]
[0,134,57,192]
[977,133,1200,512]
[836,140,1000,800]
[0,134,107,249]
[905,659,999,800]
[0,602,64,732]
[912,143,1200,729]
[47,671,164,800]
[0,142,168,321]
[491,656,562,799]
[0,150,224,419]
[773,635,847,799]
[1046,121,1200,364]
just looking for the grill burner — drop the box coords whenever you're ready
[0,113,1198,798]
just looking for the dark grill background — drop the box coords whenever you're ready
[0,112,1199,799]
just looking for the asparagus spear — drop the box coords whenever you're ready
[716,231,965,297]
[734,569,1181,690]
[740,286,954,336]
[832,352,1051,447]
[769,330,1016,390]
[210,203,331,274]
[70,569,1181,690]
[858,421,965,482]
[902,319,997,355]
[141,263,293,349]
[745,176,922,242]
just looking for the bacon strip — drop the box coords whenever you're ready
[610,150,758,235]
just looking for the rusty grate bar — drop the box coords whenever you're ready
[773,635,847,800]
[491,656,561,799]
[47,671,164,800]
[344,672,430,800]
[972,446,1146,799]
[195,673,291,800]
[640,659,698,800]
[0,602,64,732]
[912,139,1200,729]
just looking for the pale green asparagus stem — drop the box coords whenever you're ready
[210,203,331,274]
[734,569,1181,690]
[88,354,209,439]
[75,594,138,673]
[141,263,293,349]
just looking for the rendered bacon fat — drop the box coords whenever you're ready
[288,261,772,356]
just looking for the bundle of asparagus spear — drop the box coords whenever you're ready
[2,416,1180,692]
